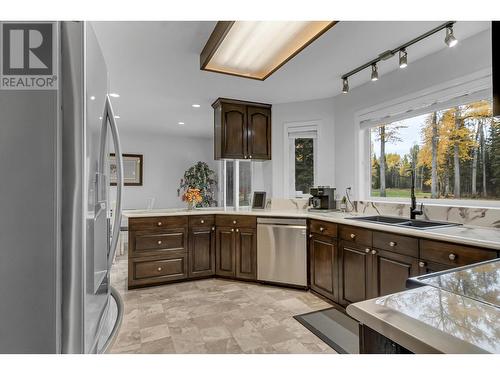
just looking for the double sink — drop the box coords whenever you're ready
[347,215,461,230]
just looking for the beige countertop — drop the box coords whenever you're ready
[346,285,500,353]
[122,207,500,250]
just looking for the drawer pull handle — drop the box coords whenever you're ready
[350,233,356,239]
[231,228,234,232]
[200,219,205,224]
[319,227,325,232]
[212,226,215,231]
[365,248,370,253]
[157,222,163,227]
[157,267,162,272]
[371,250,377,255]
[389,241,397,247]
[232,220,237,224]
[157,240,162,245]
[448,253,456,261]
[419,261,426,268]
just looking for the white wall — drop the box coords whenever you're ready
[270,97,336,198]
[333,29,492,200]
[111,131,216,209]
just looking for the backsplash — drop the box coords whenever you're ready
[353,201,500,229]
[269,198,500,228]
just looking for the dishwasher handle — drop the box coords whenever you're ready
[258,224,307,231]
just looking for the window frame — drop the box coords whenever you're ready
[219,159,253,209]
[356,69,500,208]
[283,121,319,198]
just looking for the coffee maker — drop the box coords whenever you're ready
[308,186,337,210]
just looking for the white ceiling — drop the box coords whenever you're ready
[92,21,490,137]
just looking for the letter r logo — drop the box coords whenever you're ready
[2,23,52,75]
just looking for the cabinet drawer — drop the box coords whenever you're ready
[216,215,256,228]
[340,225,372,247]
[189,215,215,228]
[128,216,188,231]
[373,231,418,258]
[130,230,187,258]
[309,220,337,237]
[420,239,497,267]
[129,253,188,287]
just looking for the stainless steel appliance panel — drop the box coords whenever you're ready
[257,218,307,287]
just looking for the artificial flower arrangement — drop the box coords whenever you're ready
[182,188,203,209]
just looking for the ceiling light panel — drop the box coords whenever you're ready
[201,21,336,80]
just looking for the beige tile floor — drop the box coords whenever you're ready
[109,250,336,354]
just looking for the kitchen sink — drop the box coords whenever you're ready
[346,215,461,230]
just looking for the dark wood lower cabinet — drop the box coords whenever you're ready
[235,228,257,280]
[310,233,338,302]
[188,225,216,278]
[216,227,236,277]
[339,241,373,306]
[372,249,419,297]
[360,325,412,354]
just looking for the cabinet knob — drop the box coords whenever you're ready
[157,221,162,226]
[200,219,205,224]
[419,261,426,268]
[389,241,397,247]
[448,253,456,261]
[309,234,313,238]
[249,155,252,159]
[236,228,240,232]
[244,155,247,159]
[365,248,370,253]
[350,233,356,239]
[157,240,162,245]
[157,267,162,272]
[232,220,237,224]
[231,228,234,232]
[212,226,215,231]
[319,227,325,232]
[371,249,377,255]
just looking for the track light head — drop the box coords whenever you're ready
[399,49,408,69]
[371,64,378,81]
[445,26,458,47]
[342,78,349,93]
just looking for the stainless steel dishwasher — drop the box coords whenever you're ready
[257,217,307,287]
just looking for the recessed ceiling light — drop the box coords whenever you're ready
[192,104,201,108]
[109,93,120,98]
[90,96,96,100]
[178,122,185,125]
[200,21,337,80]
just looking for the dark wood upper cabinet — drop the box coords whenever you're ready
[213,98,271,160]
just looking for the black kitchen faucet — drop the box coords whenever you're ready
[410,170,424,220]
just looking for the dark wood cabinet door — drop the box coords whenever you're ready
[309,233,338,302]
[189,226,216,278]
[372,249,418,297]
[235,228,257,280]
[221,103,247,159]
[247,106,271,160]
[216,227,235,277]
[339,241,372,306]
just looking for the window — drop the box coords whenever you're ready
[221,160,253,208]
[369,99,498,201]
[286,126,317,197]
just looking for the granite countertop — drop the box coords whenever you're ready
[122,207,500,250]
[347,260,500,354]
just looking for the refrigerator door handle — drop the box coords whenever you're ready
[98,94,123,268]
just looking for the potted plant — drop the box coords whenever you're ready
[177,161,217,208]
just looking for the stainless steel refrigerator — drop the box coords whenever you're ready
[0,21,123,353]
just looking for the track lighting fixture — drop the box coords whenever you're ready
[342,78,349,93]
[371,64,378,81]
[339,21,456,94]
[445,25,458,47]
[399,49,408,69]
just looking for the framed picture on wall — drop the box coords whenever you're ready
[110,153,143,186]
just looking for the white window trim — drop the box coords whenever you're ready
[219,159,253,209]
[283,121,320,198]
[355,68,500,208]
